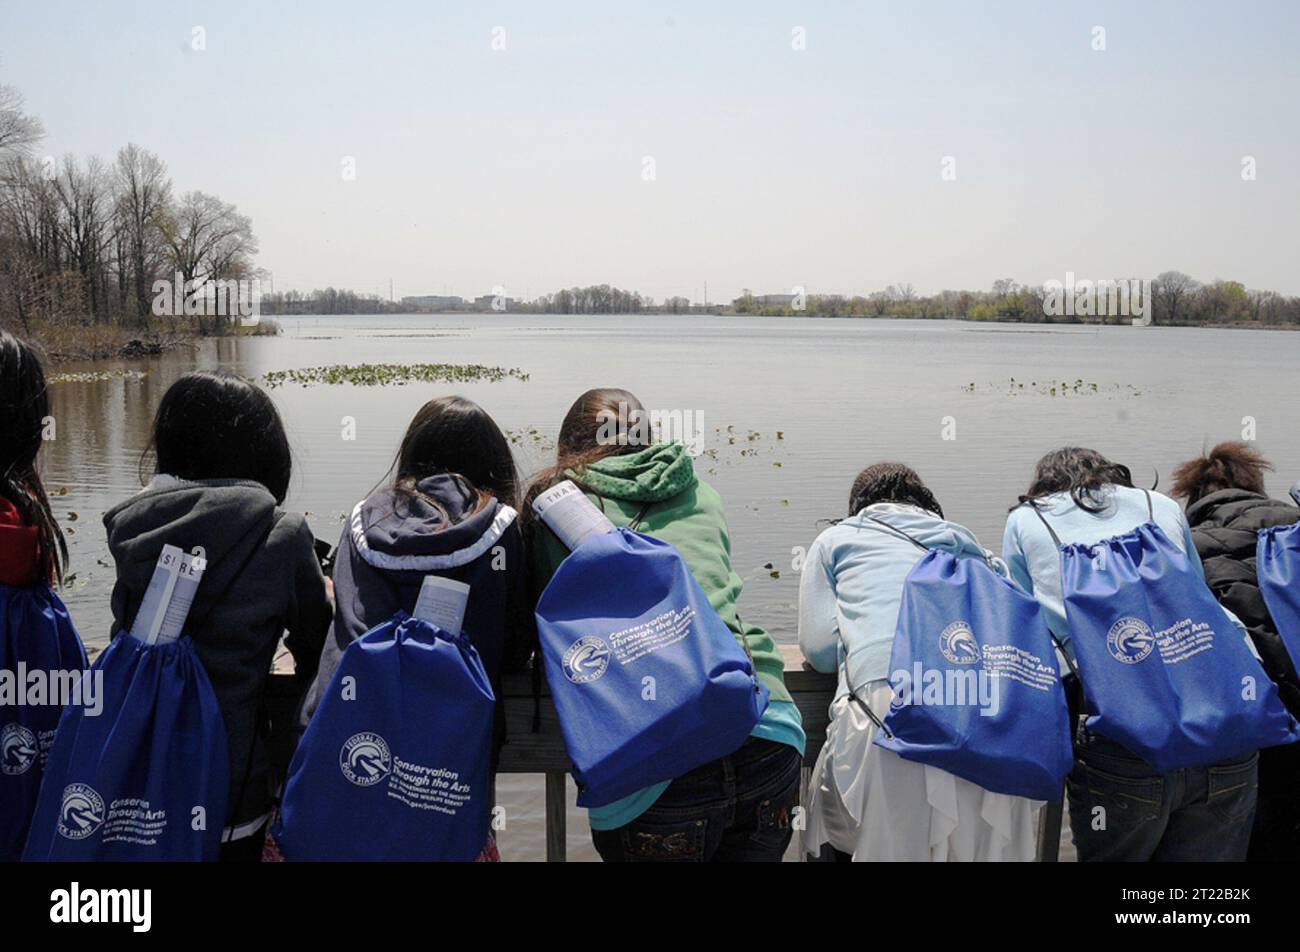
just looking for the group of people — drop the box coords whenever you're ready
[800,447,1300,862]
[2,324,1298,862]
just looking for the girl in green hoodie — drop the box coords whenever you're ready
[525,388,805,862]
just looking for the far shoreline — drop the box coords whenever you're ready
[24,311,1299,363]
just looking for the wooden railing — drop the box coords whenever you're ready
[496,644,833,861]
[271,643,1066,862]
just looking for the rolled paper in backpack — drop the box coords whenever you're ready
[532,480,616,551]
[23,543,227,861]
[128,545,206,645]
[413,575,470,637]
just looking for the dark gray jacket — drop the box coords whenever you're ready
[103,478,332,832]
[301,474,534,757]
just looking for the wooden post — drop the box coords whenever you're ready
[545,771,567,862]
[269,642,836,862]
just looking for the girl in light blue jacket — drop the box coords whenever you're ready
[799,463,1041,861]
[1003,447,1260,862]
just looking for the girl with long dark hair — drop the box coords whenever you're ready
[103,370,333,861]
[300,395,533,860]
[0,331,86,862]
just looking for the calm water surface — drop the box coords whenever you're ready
[41,314,1300,860]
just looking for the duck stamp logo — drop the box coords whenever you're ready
[563,636,610,684]
[57,783,105,840]
[1,722,38,776]
[939,621,981,665]
[340,731,392,786]
[1107,616,1156,664]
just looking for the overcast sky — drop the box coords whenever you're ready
[4,0,1298,302]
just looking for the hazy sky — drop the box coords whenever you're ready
[4,0,1298,302]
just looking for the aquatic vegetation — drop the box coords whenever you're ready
[962,377,1142,397]
[506,427,556,453]
[48,369,149,384]
[262,363,530,388]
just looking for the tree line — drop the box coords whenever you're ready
[263,277,1300,325]
[0,83,258,335]
[730,274,1300,327]
[524,285,651,314]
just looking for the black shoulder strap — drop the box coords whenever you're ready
[1142,488,1155,522]
[627,500,653,532]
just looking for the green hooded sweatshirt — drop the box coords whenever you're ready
[530,442,805,829]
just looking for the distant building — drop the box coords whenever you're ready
[748,293,797,307]
[401,294,464,309]
[474,294,515,312]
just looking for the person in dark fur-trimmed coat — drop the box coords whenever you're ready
[1174,441,1300,862]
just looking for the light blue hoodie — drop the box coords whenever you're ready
[1001,487,1203,652]
[799,502,1004,703]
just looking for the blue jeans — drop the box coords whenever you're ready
[1066,729,1259,862]
[590,738,801,862]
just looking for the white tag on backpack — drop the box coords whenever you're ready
[413,576,470,637]
[129,544,206,645]
[532,480,616,551]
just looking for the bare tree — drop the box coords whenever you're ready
[114,144,172,326]
[159,190,256,287]
[0,84,44,158]
[51,155,116,321]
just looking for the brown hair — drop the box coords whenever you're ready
[1171,441,1273,506]
[1016,446,1134,514]
[521,388,649,530]
[848,462,944,518]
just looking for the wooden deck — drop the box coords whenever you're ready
[271,643,1067,861]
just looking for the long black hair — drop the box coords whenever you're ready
[847,462,944,518]
[145,371,293,504]
[390,395,518,508]
[0,330,66,584]
[1018,446,1134,513]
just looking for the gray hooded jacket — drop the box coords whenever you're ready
[103,478,332,833]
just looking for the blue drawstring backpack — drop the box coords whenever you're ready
[1,583,87,861]
[1258,522,1300,671]
[1033,492,1298,772]
[22,633,229,861]
[24,546,229,861]
[536,525,769,808]
[862,520,1072,801]
[274,613,495,861]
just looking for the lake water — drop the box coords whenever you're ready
[41,314,1300,860]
